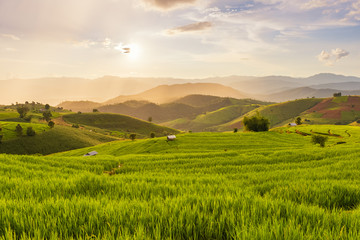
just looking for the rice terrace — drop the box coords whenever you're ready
[1,0,360,239]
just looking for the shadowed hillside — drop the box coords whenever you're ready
[62,113,180,138]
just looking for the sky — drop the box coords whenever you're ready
[0,0,359,79]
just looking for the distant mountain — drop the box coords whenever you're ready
[310,82,360,90]
[263,87,360,102]
[103,83,248,105]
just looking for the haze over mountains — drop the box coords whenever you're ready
[1,73,360,106]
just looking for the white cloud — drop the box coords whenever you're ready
[318,48,349,65]
[166,22,213,35]
[141,0,198,10]
[1,34,20,41]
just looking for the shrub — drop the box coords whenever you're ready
[243,113,270,132]
[0,135,2,144]
[150,132,155,138]
[43,111,52,122]
[48,121,55,128]
[72,124,79,128]
[295,117,302,125]
[233,128,238,133]
[26,127,36,136]
[93,109,99,112]
[312,135,328,147]
[15,124,23,137]
[129,133,136,141]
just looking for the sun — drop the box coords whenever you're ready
[116,43,141,60]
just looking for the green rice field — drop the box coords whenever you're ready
[2,125,360,239]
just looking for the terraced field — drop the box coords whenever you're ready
[2,125,360,239]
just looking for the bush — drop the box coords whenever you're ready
[72,124,80,128]
[243,114,270,132]
[295,117,302,125]
[26,127,36,136]
[312,135,328,147]
[15,124,23,137]
[48,121,55,128]
[129,133,136,141]
[150,132,155,138]
[233,128,238,133]
[0,135,2,144]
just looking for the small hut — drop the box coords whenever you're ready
[84,151,98,157]
[167,135,176,141]
[289,123,297,127]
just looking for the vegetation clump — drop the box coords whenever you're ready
[129,133,136,141]
[312,134,328,147]
[17,105,29,118]
[26,127,36,136]
[48,121,55,128]
[296,117,302,125]
[243,114,270,132]
[15,124,23,137]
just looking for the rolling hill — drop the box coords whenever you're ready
[0,124,119,155]
[103,83,248,105]
[62,113,180,138]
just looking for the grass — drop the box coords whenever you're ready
[63,113,180,138]
[0,125,119,155]
[2,125,360,238]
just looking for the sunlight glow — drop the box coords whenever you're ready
[115,43,141,60]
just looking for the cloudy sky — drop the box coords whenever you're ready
[0,0,359,79]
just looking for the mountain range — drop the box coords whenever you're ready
[1,73,360,106]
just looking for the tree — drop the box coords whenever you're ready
[48,121,55,128]
[312,135,328,147]
[0,135,2,144]
[45,104,50,110]
[148,117,152,122]
[150,132,155,138]
[93,109,99,112]
[26,127,36,136]
[15,124,23,137]
[243,113,270,132]
[129,133,136,141]
[333,92,342,97]
[295,117,302,125]
[17,105,29,118]
[43,110,52,122]
[233,128,238,133]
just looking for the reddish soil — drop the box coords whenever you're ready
[306,96,360,120]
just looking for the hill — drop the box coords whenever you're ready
[98,95,269,125]
[58,100,102,113]
[62,113,180,138]
[0,124,118,155]
[4,125,360,238]
[264,87,360,102]
[213,98,323,131]
[103,83,248,105]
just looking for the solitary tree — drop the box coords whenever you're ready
[129,133,136,141]
[150,132,155,138]
[43,110,52,122]
[312,135,328,147]
[295,117,302,125]
[15,124,23,137]
[233,128,238,133]
[243,113,270,132]
[26,127,36,136]
[45,104,50,110]
[93,109,99,112]
[48,121,55,128]
[17,105,29,118]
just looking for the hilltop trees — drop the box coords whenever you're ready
[243,113,270,132]
[17,105,29,118]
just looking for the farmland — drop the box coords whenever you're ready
[2,125,360,238]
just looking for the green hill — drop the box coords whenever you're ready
[62,113,180,138]
[213,98,323,131]
[3,125,360,238]
[0,124,118,155]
